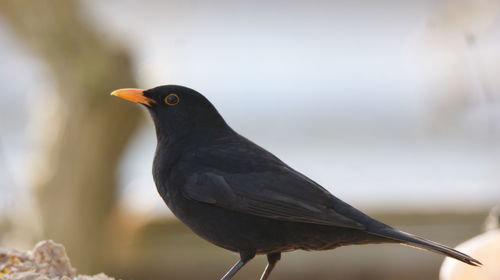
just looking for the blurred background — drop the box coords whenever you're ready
[0,0,499,279]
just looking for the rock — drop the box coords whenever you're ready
[32,240,75,278]
[75,273,116,280]
[9,271,44,280]
[0,241,116,280]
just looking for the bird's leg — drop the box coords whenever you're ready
[220,250,255,280]
[259,252,281,280]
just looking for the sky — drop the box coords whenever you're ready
[0,0,499,217]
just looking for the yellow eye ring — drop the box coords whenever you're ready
[165,93,180,106]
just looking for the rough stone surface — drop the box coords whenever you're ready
[0,241,115,280]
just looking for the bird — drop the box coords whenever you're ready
[111,85,481,280]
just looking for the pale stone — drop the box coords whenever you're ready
[0,241,117,280]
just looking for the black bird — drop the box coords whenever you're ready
[111,85,480,280]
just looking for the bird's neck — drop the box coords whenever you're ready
[153,119,233,146]
[152,123,236,188]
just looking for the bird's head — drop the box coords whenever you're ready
[111,85,229,140]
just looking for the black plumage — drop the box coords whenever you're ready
[111,85,480,280]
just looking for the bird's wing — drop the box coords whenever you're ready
[177,141,365,230]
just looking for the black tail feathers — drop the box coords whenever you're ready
[371,227,481,266]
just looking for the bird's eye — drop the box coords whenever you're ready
[165,94,179,106]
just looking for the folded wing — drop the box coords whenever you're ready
[181,155,365,230]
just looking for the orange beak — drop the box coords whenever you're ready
[110,88,156,106]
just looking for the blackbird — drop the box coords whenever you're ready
[111,85,480,280]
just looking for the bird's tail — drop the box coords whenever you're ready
[370,227,482,266]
